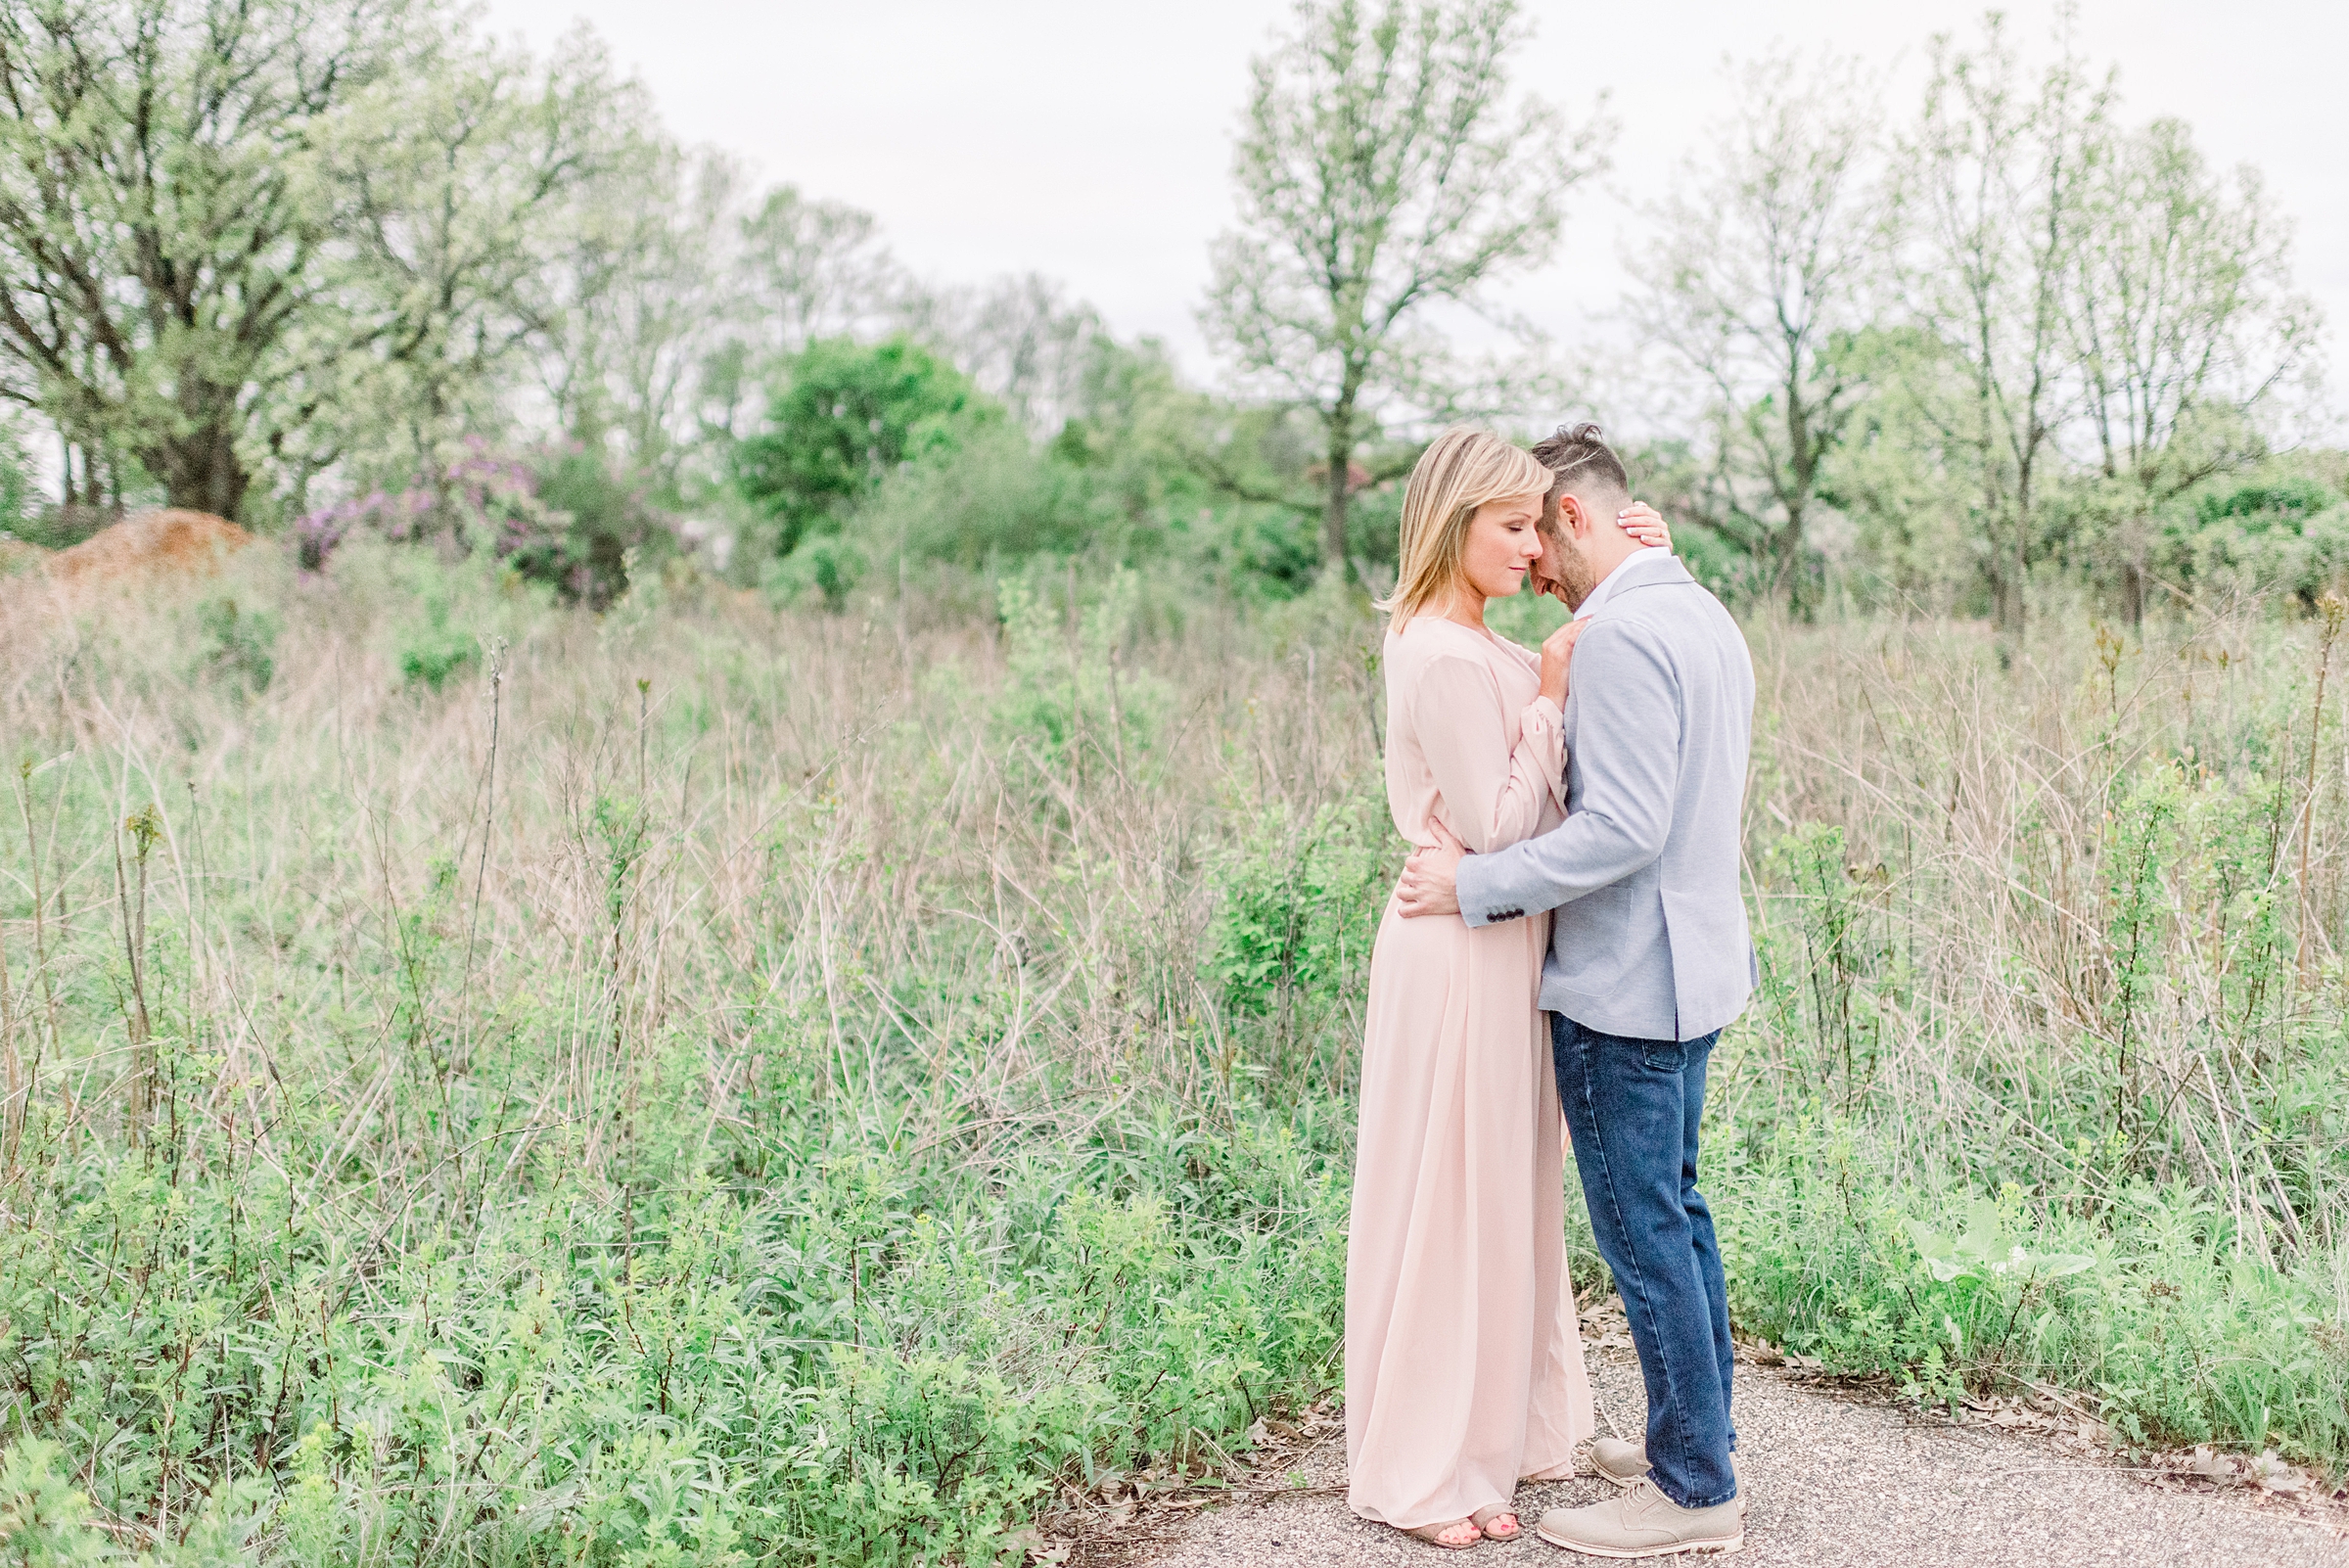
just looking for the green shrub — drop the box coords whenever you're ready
[2147,473,2349,604]
[195,596,280,693]
[396,602,477,690]
[866,426,1117,570]
[990,567,1169,775]
[522,445,672,610]
[0,1079,1349,1565]
[1202,782,1393,1099]
[0,1443,114,1566]
[735,337,1002,561]
[0,413,35,531]
[762,531,867,612]
[1714,1119,2349,1466]
[1206,796,1384,1018]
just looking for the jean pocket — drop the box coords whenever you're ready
[1640,1040,1686,1073]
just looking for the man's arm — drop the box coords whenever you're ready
[1451,619,1682,927]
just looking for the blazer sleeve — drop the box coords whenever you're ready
[1409,653,1565,854]
[1454,619,1680,925]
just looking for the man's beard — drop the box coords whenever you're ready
[1534,515,1599,611]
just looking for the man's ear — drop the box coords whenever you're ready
[1557,492,1589,539]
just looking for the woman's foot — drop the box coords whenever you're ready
[1471,1504,1521,1541]
[1403,1518,1483,1549]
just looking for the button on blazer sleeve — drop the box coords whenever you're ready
[1454,619,1680,926]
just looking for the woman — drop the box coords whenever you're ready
[1346,428,1670,1548]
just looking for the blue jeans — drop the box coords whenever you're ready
[1551,1013,1737,1510]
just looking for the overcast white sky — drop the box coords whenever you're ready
[480,0,2347,417]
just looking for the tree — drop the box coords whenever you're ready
[2067,117,2320,621]
[690,186,908,449]
[902,273,1107,437]
[0,0,405,516]
[732,336,999,557]
[1201,0,1608,566]
[738,186,904,353]
[1635,53,1886,618]
[1898,16,2106,638]
[274,23,652,509]
[530,145,743,491]
[0,409,32,527]
[0,1,640,522]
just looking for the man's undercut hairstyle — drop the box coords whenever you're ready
[1533,422,1632,525]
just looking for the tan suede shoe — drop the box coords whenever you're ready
[1589,1435,1650,1486]
[1589,1438,1746,1514]
[1535,1477,1744,1558]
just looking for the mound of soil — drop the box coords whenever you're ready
[49,509,254,584]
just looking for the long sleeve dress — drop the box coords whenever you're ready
[1345,614,1595,1531]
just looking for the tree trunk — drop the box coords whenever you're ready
[1780,375,1814,620]
[1323,398,1356,567]
[1779,500,1811,622]
[153,419,250,521]
[2009,473,2032,639]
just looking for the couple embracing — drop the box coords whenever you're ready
[1347,424,1754,1557]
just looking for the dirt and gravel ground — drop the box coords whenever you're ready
[1098,1344,2348,1568]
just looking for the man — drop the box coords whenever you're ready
[1397,422,1756,1558]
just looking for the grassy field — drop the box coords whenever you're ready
[0,546,2342,1564]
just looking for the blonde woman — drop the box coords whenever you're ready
[1346,427,1671,1548]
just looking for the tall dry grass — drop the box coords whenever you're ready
[0,543,2343,1559]
[1738,604,2348,1270]
[0,544,1379,1561]
[0,548,1375,1182]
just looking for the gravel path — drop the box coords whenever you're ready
[1123,1348,2347,1568]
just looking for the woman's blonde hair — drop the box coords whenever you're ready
[1378,426,1550,624]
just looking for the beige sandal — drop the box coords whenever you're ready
[1403,1518,1483,1549]
[1471,1504,1521,1541]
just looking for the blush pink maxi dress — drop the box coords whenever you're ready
[1345,614,1595,1531]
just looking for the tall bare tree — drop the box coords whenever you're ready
[2068,117,2321,619]
[1202,0,1608,566]
[530,145,742,485]
[903,273,1106,437]
[1635,53,1886,618]
[1900,15,2106,638]
[739,187,904,353]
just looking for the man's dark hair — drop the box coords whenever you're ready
[1532,421,1632,508]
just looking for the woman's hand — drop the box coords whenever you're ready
[1619,502,1672,552]
[1539,618,1587,708]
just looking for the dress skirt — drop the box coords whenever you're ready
[1344,892,1593,1528]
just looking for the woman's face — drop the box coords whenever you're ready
[1457,491,1545,602]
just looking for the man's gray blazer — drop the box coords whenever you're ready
[1453,550,1756,1042]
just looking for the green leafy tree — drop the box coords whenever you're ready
[733,336,999,557]
[0,0,645,521]
[0,0,413,517]
[1201,0,1609,567]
